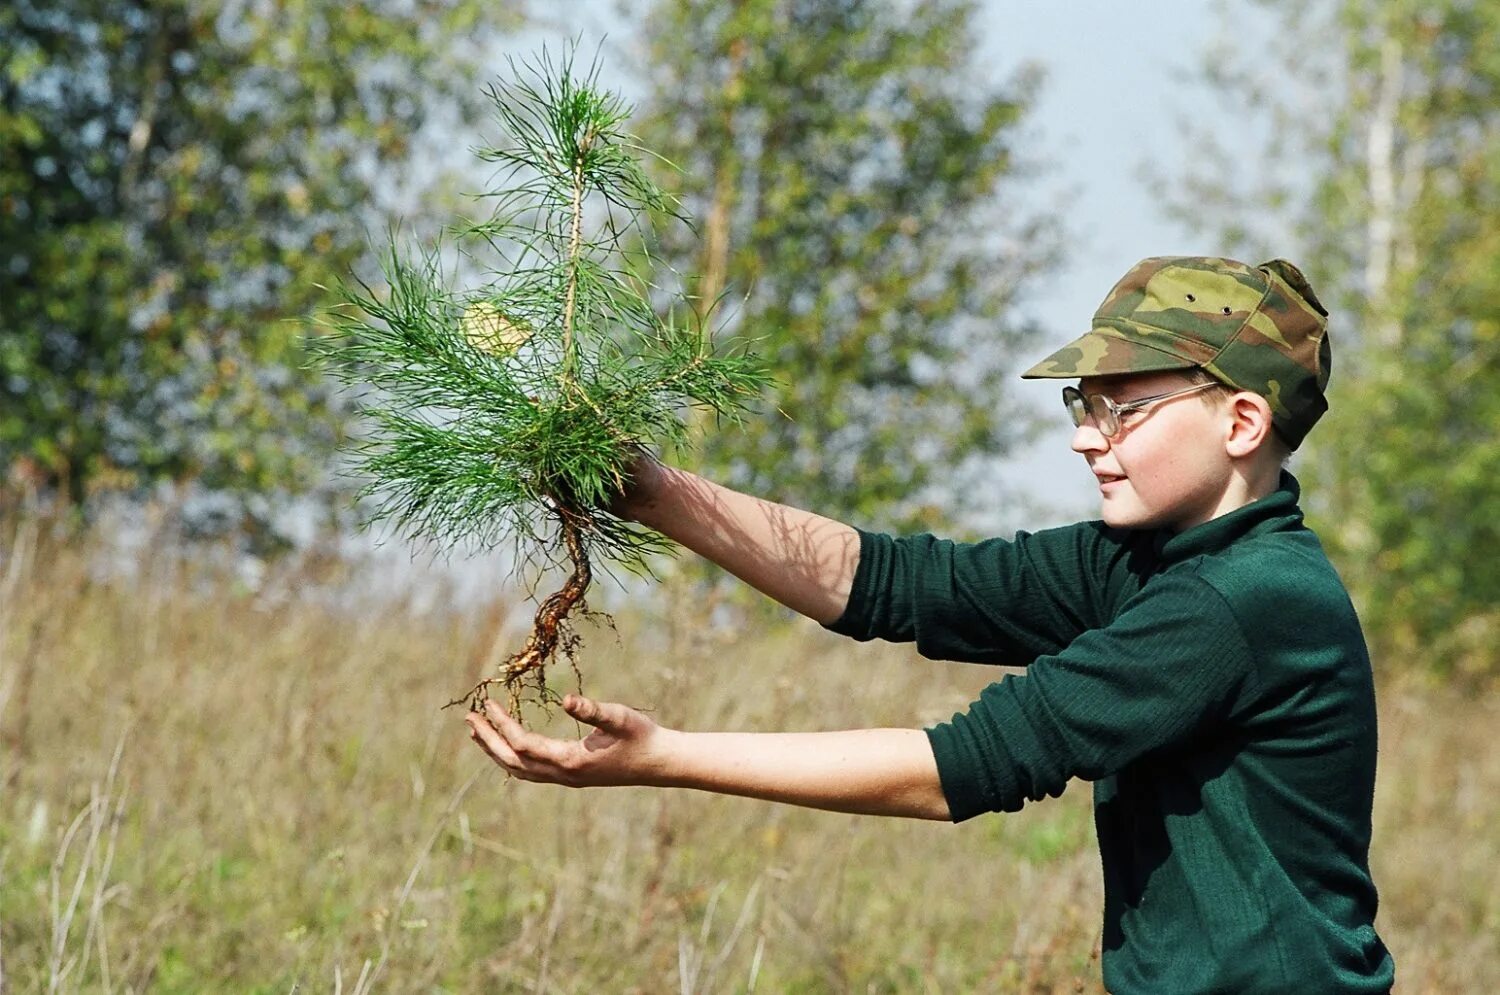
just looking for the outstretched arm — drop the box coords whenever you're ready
[465,696,951,821]
[612,456,860,626]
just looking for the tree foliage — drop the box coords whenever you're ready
[633,0,1059,534]
[319,53,773,708]
[1168,0,1500,680]
[0,0,517,536]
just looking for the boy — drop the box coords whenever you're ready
[467,256,1395,993]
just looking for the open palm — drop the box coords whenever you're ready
[466,694,668,788]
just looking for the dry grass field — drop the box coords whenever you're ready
[1,518,1497,993]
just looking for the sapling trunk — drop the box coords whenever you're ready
[317,48,772,715]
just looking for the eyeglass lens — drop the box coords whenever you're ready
[1063,388,1116,436]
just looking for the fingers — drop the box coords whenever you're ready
[562,694,602,726]
[562,694,636,735]
[464,697,654,788]
[465,711,525,770]
[466,703,576,783]
[487,701,574,766]
[482,699,530,742]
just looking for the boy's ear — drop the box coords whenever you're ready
[1224,391,1275,459]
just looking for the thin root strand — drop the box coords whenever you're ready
[445,510,593,715]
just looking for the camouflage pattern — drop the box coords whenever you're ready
[1022,256,1332,449]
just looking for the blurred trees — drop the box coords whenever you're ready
[1171,0,1500,679]
[634,0,1059,534]
[2,0,1058,544]
[0,0,516,537]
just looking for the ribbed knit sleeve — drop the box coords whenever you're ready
[926,573,1258,821]
[823,524,1138,665]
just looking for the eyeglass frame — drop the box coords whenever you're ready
[1061,381,1223,438]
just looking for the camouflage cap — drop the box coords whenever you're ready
[1022,256,1332,449]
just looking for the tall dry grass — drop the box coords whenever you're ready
[0,517,1495,993]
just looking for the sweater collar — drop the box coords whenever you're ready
[1154,471,1305,564]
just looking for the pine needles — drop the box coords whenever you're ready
[317,48,772,712]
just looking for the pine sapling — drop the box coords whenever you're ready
[317,50,771,714]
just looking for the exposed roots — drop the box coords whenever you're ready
[445,507,594,714]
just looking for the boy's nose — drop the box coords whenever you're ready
[1070,421,1110,455]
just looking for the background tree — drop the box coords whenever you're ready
[0,0,519,540]
[1165,0,1500,680]
[632,0,1060,535]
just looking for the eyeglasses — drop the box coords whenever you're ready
[1062,382,1220,438]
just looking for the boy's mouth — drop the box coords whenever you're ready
[1094,471,1127,485]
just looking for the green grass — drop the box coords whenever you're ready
[1,520,1496,992]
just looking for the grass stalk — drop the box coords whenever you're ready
[47,733,127,995]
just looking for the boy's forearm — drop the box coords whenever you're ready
[622,464,860,624]
[651,727,952,821]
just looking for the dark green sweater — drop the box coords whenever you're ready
[826,473,1393,994]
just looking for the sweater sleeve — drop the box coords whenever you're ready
[925,573,1258,821]
[822,523,1133,665]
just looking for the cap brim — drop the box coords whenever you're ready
[1020,327,1202,380]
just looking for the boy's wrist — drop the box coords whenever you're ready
[640,727,694,787]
